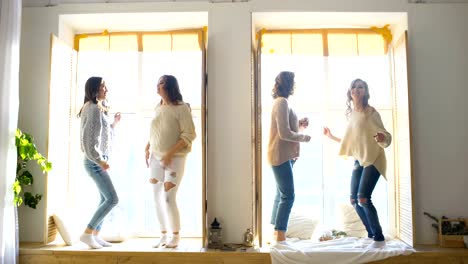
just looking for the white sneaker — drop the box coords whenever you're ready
[367,240,386,249]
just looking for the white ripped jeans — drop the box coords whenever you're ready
[150,154,186,232]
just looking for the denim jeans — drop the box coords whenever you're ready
[83,157,119,231]
[270,160,295,232]
[350,160,384,241]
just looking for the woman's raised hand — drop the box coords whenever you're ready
[323,126,332,138]
[112,112,122,128]
[299,117,309,131]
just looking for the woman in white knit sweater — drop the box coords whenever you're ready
[268,71,311,243]
[145,75,196,248]
[323,78,391,249]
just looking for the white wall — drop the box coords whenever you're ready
[18,0,468,245]
[407,4,468,244]
[19,8,59,242]
[207,3,254,242]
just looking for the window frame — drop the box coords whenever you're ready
[253,28,414,247]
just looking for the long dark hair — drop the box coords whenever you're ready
[159,75,183,104]
[272,71,295,99]
[346,78,370,119]
[78,76,105,117]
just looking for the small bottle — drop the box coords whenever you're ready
[208,218,223,249]
[243,228,254,247]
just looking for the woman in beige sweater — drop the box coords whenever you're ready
[323,78,391,249]
[268,71,311,243]
[145,75,196,248]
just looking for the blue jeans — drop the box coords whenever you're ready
[350,160,384,241]
[270,160,295,232]
[83,157,119,231]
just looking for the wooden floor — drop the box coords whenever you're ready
[20,238,468,264]
[20,238,271,264]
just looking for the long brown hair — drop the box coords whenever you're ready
[272,71,295,99]
[159,75,184,105]
[77,76,108,117]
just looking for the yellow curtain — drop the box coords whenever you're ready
[75,30,202,52]
[260,28,389,56]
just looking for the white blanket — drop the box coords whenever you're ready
[270,237,414,264]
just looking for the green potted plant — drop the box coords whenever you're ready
[14,128,52,209]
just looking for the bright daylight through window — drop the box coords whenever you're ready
[64,32,204,239]
[259,30,394,242]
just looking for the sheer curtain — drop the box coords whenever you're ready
[0,0,22,263]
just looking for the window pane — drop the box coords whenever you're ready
[358,34,385,56]
[79,35,109,51]
[327,56,392,109]
[140,51,203,237]
[72,40,203,238]
[261,54,326,241]
[292,33,323,56]
[172,34,200,51]
[261,38,392,241]
[110,35,138,51]
[328,34,358,56]
[261,33,291,55]
[261,54,326,112]
[142,35,172,52]
[141,52,202,110]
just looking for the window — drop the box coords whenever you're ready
[256,29,411,245]
[48,30,206,240]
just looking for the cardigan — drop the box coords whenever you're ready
[267,97,309,166]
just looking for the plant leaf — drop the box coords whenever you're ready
[18,170,33,185]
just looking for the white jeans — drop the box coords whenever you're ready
[150,155,186,232]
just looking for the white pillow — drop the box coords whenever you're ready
[337,203,367,238]
[98,206,129,242]
[52,211,82,246]
[286,211,319,239]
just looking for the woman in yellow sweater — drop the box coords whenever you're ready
[145,75,196,248]
[323,78,391,249]
[268,71,311,243]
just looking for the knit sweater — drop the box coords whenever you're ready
[267,97,309,166]
[80,102,113,164]
[149,102,196,157]
[338,108,392,179]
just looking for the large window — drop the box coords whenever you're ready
[258,30,397,243]
[50,31,205,239]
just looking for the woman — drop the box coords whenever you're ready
[78,76,121,249]
[268,71,311,243]
[323,78,391,249]
[145,75,196,248]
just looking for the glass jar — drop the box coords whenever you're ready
[208,218,223,249]
[243,228,254,247]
